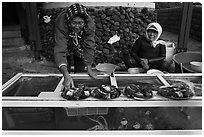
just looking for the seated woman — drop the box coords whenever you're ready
[123,22,170,71]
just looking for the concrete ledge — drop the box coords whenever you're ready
[42,2,155,9]
[2,45,26,53]
[2,31,21,39]
[2,38,24,46]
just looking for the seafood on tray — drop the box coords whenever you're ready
[157,80,195,99]
[61,84,91,100]
[123,82,158,99]
[193,83,202,96]
[91,85,121,99]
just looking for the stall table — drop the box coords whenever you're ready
[2,73,202,134]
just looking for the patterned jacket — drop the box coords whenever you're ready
[54,9,95,68]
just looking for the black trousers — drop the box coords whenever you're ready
[66,54,86,73]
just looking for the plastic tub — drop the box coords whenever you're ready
[173,52,202,73]
[190,61,202,72]
[128,67,146,74]
[96,63,117,74]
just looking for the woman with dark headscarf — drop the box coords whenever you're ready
[123,22,170,71]
[54,3,97,90]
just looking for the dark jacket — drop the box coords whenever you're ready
[54,10,95,68]
[130,36,166,67]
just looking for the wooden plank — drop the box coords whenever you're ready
[114,73,202,77]
[2,73,23,92]
[25,3,42,60]
[2,73,202,107]
[1,130,202,135]
[177,2,188,50]
[37,91,202,101]
[21,73,63,77]
[177,2,193,52]
[183,3,193,48]
[2,97,41,100]
[54,77,64,93]
[2,99,202,107]
[17,72,203,78]
[3,89,202,107]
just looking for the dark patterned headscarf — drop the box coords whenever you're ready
[66,3,89,59]
[66,3,89,22]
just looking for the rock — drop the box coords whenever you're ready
[129,12,135,18]
[120,15,126,19]
[106,8,113,16]
[114,22,120,26]
[101,14,106,19]
[96,30,103,36]
[103,48,109,54]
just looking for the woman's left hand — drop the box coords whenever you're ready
[87,69,97,79]
[87,65,98,79]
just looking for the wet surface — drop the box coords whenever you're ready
[2,107,202,130]
[3,76,61,96]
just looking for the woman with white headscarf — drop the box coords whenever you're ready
[123,22,169,71]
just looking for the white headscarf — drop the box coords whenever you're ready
[146,22,165,48]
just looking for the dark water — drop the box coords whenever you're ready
[3,76,61,96]
[2,107,202,130]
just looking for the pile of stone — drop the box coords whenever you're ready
[39,6,156,66]
[88,7,155,65]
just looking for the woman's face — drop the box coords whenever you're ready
[147,29,158,41]
[70,16,85,34]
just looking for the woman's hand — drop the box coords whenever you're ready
[140,58,149,70]
[87,65,97,79]
[63,75,75,90]
[59,65,75,90]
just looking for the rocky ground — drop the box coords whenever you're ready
[2,46,60,84]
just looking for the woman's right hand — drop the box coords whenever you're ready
[63,75,75,91]
[60,65,75,90]
[140,58,149,70]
